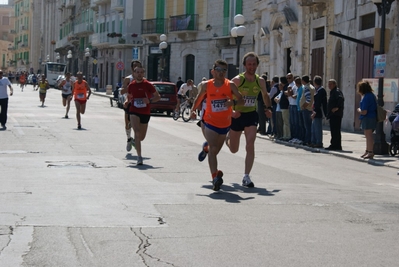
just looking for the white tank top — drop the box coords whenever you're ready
[62,80,73,95]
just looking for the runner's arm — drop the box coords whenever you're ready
[191,82,207,111]
[120,77,131,95]
[86,83,92,99]
[229,82,244,106]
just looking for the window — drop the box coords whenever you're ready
[360,13,375,31]
[2,16,10,26]
[223,0,243,36]
[314,27,325,41]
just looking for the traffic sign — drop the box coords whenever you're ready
[116,61,124,70]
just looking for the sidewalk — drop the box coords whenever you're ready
[92,90,399,170]
[257,130,399,170]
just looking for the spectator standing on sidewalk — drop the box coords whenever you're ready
[326,79,344,150]
[257,73,268,135]
[310,75,327,148]
[0,70,14,130]
[176,77,184,91]
[300,75,315,146]
[295,76,305,143]
[269,76,280,137]
[93,75,99,91]
[357,81,376,159]
[279,76,290,140]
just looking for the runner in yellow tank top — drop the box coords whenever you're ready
[227,52,272,188]
[38,75,50,107]
[191,59,244,191]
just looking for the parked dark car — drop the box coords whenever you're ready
[117,81,177,116]
[150,82,177,116]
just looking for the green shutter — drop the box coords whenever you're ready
[60,29,62,40]
[120,21,123,33]
[156,0,165,33]
[186,0,195,14]
[235,0,242,15]
[223,0,230,36]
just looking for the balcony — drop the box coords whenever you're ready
[9,29,16,34]
[91,32,110,47]
[74,22,94,36]
[19,42,28,49]
[66,0,75,9]
[141,18,168,41]
[169,14,199,32]
[20,25,28,32]
[109,34,141,47]
[111,0,124,12]
[91,0,110,9]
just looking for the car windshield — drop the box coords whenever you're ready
[153,84,175,94]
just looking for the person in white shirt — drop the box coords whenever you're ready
[175,79,193,113]
[0,70,14,130]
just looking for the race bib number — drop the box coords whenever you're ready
[77,93,85,99]
[134,98,146,108]
[211,99,228,112]
[244,96,256,107]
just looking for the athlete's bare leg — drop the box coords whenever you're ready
[130,114,149,157]
[243,125,257,174]
[203,126,226,175]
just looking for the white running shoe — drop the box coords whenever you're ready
[130,138,136,150]
[126,138,132,152]
[137,156,143,165]
[242,175,255,188]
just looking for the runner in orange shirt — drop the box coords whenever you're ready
[72,72,91,129]
[19,72,26,92]
[190,59,244,191]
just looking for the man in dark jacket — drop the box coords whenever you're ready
[311,76,328,148]
[326,79,344,150]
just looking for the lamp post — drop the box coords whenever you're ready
[55,52,60,63]
[372,0,393,155]
[84,47,90,81]
[46,54,50,63]
[159,34,168,81]
[67,50,73,74]
[230,14,246,74]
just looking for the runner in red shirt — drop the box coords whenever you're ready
[127,67,161,165]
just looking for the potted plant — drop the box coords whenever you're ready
[118,38,126,44]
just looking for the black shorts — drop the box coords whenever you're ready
[230,110,259,132]
[129,112,151,124]
[177,94,186,100]
[62,93,72,99]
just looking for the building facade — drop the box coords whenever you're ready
[0,3,15,72]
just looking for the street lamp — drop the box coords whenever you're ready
[372,0,394,155]
[67,50,73,73]
[231,14,246,72]
[159,34,168,81]
[84,47,90,81]
[46,54,50,62]
[55,52,60,63]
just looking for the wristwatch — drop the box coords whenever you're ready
[264,105,272,111]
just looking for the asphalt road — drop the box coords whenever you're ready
[1,85,399,267]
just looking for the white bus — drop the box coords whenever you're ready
[44,62,67,87]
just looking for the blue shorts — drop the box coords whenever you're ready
[203,121,230,135]
[230,110,259,132]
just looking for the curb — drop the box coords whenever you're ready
[256,134,399,170]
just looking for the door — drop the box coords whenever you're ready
[185,54,195,81]
[354,38,374,131]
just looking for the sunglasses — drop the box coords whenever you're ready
[214,67,227,72]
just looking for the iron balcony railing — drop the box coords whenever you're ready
[169,14,198,32]
[141,18,168,35]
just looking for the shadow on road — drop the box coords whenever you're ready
[198,183,281,203]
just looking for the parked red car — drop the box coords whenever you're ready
[150,81,177,116]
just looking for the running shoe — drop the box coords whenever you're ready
[198,141,208,162]
[77,124,82,130]
[126,138,133,152]
[212,170,224,191]
[242,174,255,188]
[130,138,136,150]
[65,115,68,119]
[137,156,143,165]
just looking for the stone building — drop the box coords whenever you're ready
[253,0,399,132]
[0,2,15,72]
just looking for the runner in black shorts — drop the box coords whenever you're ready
[230,110,259,131]
[120,60,142,152]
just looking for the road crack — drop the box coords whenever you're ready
[131,227,176,267]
